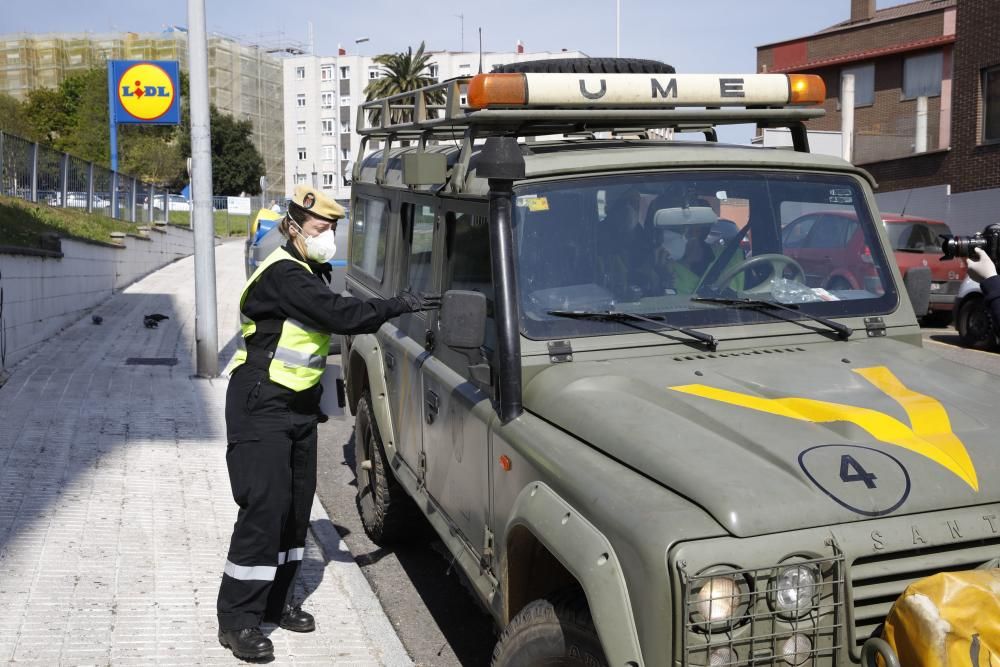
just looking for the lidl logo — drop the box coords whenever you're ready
[109,60,180,125]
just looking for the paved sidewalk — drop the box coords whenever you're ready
[0,241,411,666]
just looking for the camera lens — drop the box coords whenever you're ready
[940,235,986,260]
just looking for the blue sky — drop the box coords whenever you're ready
[8,0,914,143]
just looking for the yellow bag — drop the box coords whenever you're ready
[881,569,1000,667]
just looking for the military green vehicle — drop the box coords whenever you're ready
[340,59,999,667]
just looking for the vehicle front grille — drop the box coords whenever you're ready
[681,555,844,666]
[849,537,1000,653]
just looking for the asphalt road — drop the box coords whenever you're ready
[314,325,997,666]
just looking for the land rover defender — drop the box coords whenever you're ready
[340,60,999,666]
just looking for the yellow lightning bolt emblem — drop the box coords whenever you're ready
[670,366,978,491]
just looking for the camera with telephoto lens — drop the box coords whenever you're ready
[940,223,1000,264]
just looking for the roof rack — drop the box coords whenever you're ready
[354,73,826,189]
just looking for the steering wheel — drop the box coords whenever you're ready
[707,253,807,294]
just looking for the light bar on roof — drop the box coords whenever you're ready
[467,73,825,109]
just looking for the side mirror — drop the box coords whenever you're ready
[440,290,487,349]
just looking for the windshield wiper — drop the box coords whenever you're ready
[546,310,718,351]
[691,297,853,340]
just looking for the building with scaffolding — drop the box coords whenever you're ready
[0,29,291,198]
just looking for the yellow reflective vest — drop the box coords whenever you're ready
[225,247,330,392]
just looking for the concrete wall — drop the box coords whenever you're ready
[0,224,194,374]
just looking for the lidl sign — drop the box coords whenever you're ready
[109,60,180,125]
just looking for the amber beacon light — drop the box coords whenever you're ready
[468,73,528,109]
[788,74,826,105]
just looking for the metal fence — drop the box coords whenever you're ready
[0,130,262,235]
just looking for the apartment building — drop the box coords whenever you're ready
[282,47,586,202]
[0,29,287,197]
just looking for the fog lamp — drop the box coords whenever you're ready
[772,563,820,618]
[780,634,812,666]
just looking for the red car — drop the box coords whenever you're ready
[781,212,966,318]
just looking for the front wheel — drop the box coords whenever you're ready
[491,591,609,667]
[956,297,996,350]
[354,390,423,545]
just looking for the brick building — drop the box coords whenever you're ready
[757,0,1000,195]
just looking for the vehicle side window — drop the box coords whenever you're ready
[444,211,495,351]
[782,216,815,248]
[407,204,435,293]
[350,197,390,281]
[806,217,848,248]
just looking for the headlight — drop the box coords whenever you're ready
[771,563,820,618]
[690,572,751,631]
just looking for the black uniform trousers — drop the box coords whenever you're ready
[217,366,318,632]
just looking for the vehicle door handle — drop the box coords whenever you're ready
[425,390,439,424]
[384,352,395,370]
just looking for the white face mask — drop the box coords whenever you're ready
[660,230,687,260]
[294,222,337,263]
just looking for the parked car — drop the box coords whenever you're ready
[953,277,998,349]
[781,212,965,319]
[883,214,966,321]
[147,194,191,212]
[46,191,110,209]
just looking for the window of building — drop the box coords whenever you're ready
[903,50,943,99]
[295,174,308,184]
[368,66,381,80]
[339,66,350,79]
[983,66,1000,143]
[322,172,335,188]
[321,65,332,81]
[841,63,874,107]
[321,92,333,108]
[340,96,351,107]
[340,121,351,133]
[459,64,471,74]
[322,145,336,161]
[428,63,439,80]
[296,120,306,135]
[342,148,351,160]
[295,66,305,79]
[297,148,307,160]
[321,119,334,136]
[296,93,306,107]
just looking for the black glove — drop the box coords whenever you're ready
[395,290,443,313]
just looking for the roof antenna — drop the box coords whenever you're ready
[478,27,483,73]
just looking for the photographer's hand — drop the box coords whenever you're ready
[967,248,998,283]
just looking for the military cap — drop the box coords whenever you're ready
[289,184,345,221]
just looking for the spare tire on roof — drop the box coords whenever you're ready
[492,57,675,74]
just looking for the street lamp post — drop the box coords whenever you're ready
[355,37,370,57]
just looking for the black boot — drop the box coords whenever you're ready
[218,627,274,660]
[264,604,316,633]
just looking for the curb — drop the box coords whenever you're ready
[309,495,414,666]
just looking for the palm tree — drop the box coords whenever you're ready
[364,42,444,126]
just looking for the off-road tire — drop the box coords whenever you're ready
[491,590,609,667]
[354,391,423,545]
[494,57,674,75]
[957,296,996,350]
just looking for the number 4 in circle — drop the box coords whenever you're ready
[840,454,878,489]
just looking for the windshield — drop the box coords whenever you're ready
[513,171,898,339]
